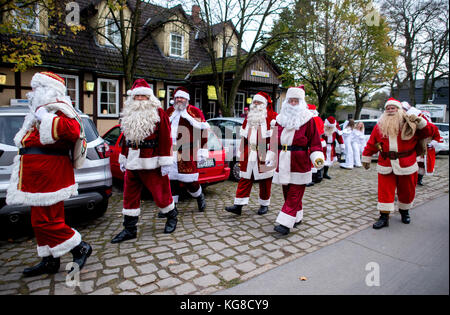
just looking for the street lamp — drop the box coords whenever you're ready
[0,73,6,92]
[158,89,166,100]
[85,81,95,97]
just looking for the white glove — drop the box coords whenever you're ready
[161,165,171,176]
[314,158,324,169]
[265,151,275,167]
[34,107,49,121]
[119,162,126,173]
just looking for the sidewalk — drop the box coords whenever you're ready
[216,194,449,295]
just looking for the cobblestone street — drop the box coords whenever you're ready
[0,156,448,295]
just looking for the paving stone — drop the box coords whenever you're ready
[234,261,257,273]
[193,274,221,287]
[105,257,130,267]
[134,274,157,286]
[157,277,182,289]
[219,268,240,281]
[174,283,197,295]
[137,263,158,274]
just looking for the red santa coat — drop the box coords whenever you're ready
[361,117,432,175]
[272,114,324,185]
[418,121,441,175]
[6,99,81,206]
[166,105,209,182]
[119,107,173,170]
[322,131,344,166]
[238,111,277,180]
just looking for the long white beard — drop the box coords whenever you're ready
[247,103,267,127]
[378,111,404,138]
[174,100,188,112]
[278,100,311,130]
[324,126,335,137]
[120,98,160,142]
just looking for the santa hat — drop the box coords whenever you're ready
[384,97,402,109]
[421,110,431,121]
[401,101,411,111]
[127,79,154,97]
[31,71,66,95]
[252,92,272,109]
[173,86,190,101]
[286,86,305,101]
[308,104,319,117]
[324,116,337,127]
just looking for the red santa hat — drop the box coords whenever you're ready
[30,71,66,95]
[252,91,272,109]
[421,110,431,122]
[127,79,154,97]
[324,116,337,127]
[286,86,306,101]
[173,86,190,101]
[384,97,402,109]
[401,101,411,111]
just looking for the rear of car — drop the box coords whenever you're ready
[434,123,449,154]
[0,106,112,234]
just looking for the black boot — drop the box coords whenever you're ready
[111,215,138,243]
[323,166,331,179]
[417,174,424,186]
[164,207,178,234]
[399,209,411,224]
[225,204,243,215]
[313,169,323,183]
[306,182,314,187]
[274,224,290,235]
[373,212,389,229]
[23,256,60,277]
[294,220,302,228]
[157,211,167,218]
[196,193,206,212]
[70,241,92,272]
[257,205,268,215]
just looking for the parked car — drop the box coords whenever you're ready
[336,119,378,160]
[207,117,244,181]
[0,106,113,234]
[434,123,449,154]
[102,125,230,186]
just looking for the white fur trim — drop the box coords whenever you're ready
[31,73,66,95]
[296,209,303,223]
[276,211,296,229]
[159,156,173,166]
[125,150,159,170]
[385,99,402,109]
[417,117,427,130]
[286,87,305,101]
[362,155,372,163]
[38,113,58,145]
[159,201,175,214]
[169,172,199,182]
[273,171,312,185]
[174,90,190,100]
[173,195,179,203]
[252,94,268,105]
[240,126,249,138]
[180,110,209,130]
[376,164,393,174]
[122,208,141,217]
[406,107,422,116]
[119,154,127,167]
[377,202,395,212]
[50,229,82,258]
[234,197,249,205]
[324,119,336,127]
[239,161,274,180]
[37,245,51,257]
[310,151,325,169]
[188,186,202,198]
[418,167,425,175]
[387,135,419,175]
[398,201,413,210]
[127,86,154,97]
[258,198,270,206]
[6,156,78,206]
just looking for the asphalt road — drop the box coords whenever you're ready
[216,194,449,295]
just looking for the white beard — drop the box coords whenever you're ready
[120,98,160,142]
[324,126,335,137]
[174,99,188,112]
[247,103,267,128]
[278,100,311,130]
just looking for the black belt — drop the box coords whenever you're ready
[380,149,415,160]
[19,147,70,156]
[126,139,158,149]
[278,145,308,152]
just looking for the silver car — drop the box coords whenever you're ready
[207,117,244,181]
[0,106,112,234]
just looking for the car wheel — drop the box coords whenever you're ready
[230,161,241,181]
[92,198,109,219]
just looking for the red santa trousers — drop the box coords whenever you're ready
[123,169,174,216]
[234,176,272,206]
[275,184,305,228]
[377,172,418,212]
[31,201,81,258]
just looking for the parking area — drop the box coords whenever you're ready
[0,156,448,295]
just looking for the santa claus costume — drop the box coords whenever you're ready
[268,86,325,236]
[224,92,277,216]
[322,116,344,179]
[308,103,326,185]
[362,98,432,229]
[166,87,209,212]
[112,79,176,243]
[416,111,442,186]
[6,71,92,277]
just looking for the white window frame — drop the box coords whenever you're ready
[166,85,181,108]
[14,2,40,32]
[169,33,184,58]
[97,78,120,118]
[195,88,202,109]
[105,18,121,47]
[225,46,234,57]
[207,101,216,120]
[234,92,245,117]
[57,74,79,109]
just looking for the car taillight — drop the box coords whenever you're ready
[96,143,110,159]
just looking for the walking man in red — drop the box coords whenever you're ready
[322,116,344,179]
[7,71,92,277]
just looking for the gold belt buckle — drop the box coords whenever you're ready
[250,144,258,151]
[282,144,288,152]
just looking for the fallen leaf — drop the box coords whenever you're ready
[299,276,307,281]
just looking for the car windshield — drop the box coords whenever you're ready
[362,122,377,135]
[208,130,223,151]
[0,115,98,146]
[103,126,121,145]
[437,124,449,132]
[209,120,241,139]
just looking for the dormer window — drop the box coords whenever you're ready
[225,46,234,57]
[105,18,121,47]
[170,33,183,57]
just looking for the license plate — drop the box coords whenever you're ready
[197,158,215,168]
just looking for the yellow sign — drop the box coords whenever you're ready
[207,85,217,100]
[250,70,270,78]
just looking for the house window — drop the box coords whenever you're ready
[58,74,79,109]
[348,113,353,119]
[360,114,370,119]
[170,33,183,57]
[14,2,39,32]
[98,78,119,117]
[234,92,245,117]
[166,85,180,109]
[225,46,234,57]
[105,18,121,47]
[195,88,202,109]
